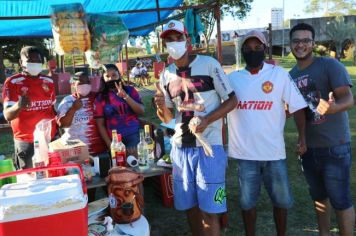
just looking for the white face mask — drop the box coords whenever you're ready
[23,62,43,76]
[166,41,187,60]
[76,84,91,96]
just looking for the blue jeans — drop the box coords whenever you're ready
[300,143,353,210]
[237,159,293,210]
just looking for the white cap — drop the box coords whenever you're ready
[160,20,188,38]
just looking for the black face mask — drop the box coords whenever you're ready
[105,80,120,90]
[242,50,265,68]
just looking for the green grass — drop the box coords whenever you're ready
[1,58,355,235]
[142,58,356,235]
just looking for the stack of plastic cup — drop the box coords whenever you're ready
[0,159,17,188]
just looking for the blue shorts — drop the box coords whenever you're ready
[300,143,353,210]
[237,159,293,210]
[171,145,228,213]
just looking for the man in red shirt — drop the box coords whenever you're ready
[2,46,57,169]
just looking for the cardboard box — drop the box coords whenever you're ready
[49,139,89,164]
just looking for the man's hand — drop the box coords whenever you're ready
[296,136,307,156]
[72,98,83,111]
[115,82,128,99]
[189,116,209,134]
[18,91,31,109]
[316,92,337,115]
[154,82,166,111]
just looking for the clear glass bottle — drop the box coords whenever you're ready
[144,125,155,167]
[32,140,46,179]
[137,129,147,167]
[110,130,118,168]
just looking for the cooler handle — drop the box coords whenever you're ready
[0,163,87,194]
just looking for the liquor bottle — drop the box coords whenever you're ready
[115,134,126,167]
[154,128,165,160]
[144,125,155,166]
[32,140,46,179]
[137,129,147,167]
[110,130,118,168]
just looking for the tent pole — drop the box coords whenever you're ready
[214,1,226,146]
[125,43,129,82]
[215,1,222,64]
[156,0,161,53]
[56,54,59,71]
[60,55,65,73]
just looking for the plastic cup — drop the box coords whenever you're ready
[0,159,17,187]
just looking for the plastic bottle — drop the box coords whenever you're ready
[32,140,46,179]
[115,134,126,167]
[110,130,118,168]
[137,129,148,168]
[144,125,155,167]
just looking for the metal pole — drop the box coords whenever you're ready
[215,3,222,64]
[214,1,226,145]
[125,43,129,82]
[156,0,162,53]
[268,23,273,60]
[282,0,285,57]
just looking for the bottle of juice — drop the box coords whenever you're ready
[115,134,126,167]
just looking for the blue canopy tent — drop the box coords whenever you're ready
[0,0,224,80]
[0,0,183,37]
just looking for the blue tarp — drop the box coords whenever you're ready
[0,0,183,37]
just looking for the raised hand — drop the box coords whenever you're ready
[316,92,336,115]
[72,97,83,111]
[18,90,31,109]
[154,82,166,111]
[115,81,128,99]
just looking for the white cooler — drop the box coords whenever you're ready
[0,164,88,236]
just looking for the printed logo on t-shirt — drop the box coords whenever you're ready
[20,86,28,94]
[293,74,325,124]
[262,81,273,94]
[42,83,50,92]
[236,100,273,110]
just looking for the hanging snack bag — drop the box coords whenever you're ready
[51,3,91,55]
[86,13,129,68]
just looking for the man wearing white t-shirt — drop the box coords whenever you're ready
[227,30,307,236]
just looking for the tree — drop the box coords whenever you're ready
[0,39,49,83]
[304,0,356,16]
[183,0,253,51]
[323,16,356,59]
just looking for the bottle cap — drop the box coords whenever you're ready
[144,125,150,133]
[112,129,117,134]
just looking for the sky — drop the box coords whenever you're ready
[219,0,323,31]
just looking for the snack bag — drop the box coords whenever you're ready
[51,3,91,55]
[86,13,129,68]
